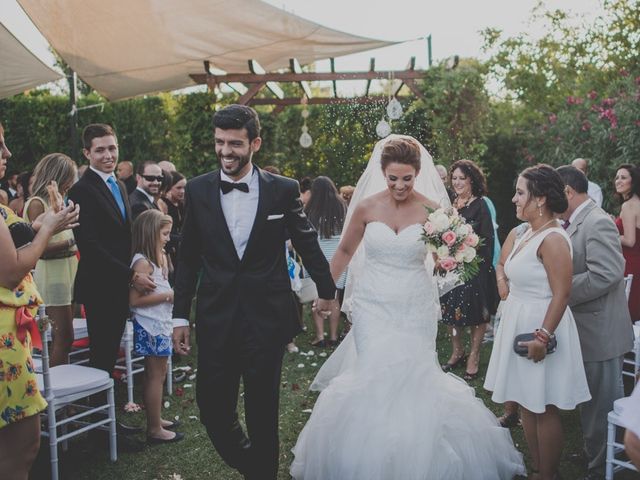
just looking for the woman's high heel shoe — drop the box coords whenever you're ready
[441,352,467,372]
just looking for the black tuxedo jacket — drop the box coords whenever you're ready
[173,168,335,349]
[129,188,159,220]
[68,168,133,313]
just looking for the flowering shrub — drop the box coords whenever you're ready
[529,73,640,210]
[421,206,483,283]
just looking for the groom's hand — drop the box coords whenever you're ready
[173,326,191,355]
[314,298,339,318]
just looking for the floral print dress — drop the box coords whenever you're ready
[0,205,47,428]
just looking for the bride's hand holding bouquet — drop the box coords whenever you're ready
[421,206,482,287]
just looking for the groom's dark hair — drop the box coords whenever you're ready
[212,104,261,141]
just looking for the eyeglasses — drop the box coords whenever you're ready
[142,175,164,182]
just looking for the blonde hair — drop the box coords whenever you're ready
[31,153,77,202]
[131,210,172,267]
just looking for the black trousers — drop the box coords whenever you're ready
[83,301,128,376]
[197,317,285,480]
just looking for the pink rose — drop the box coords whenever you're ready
[464,233,479,247]
[423,221,435,235]
[439,257,457,271]
[441,230,457,246]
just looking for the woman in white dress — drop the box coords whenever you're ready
[290,136,525,480]
[484,164,591,480]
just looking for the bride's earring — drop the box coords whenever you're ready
[537,204,542,217]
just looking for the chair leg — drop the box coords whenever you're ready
[47,403,60,480]
[166,355,172,395]
[60,408,68,452]
[606,419,615,480]
[107,386,118,462]
[125,339,134,405]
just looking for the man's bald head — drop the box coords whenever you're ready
[158,160,176,172]
[117,160,134,179]
[572,158,588,175]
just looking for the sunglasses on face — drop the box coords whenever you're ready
[142,175,163,182]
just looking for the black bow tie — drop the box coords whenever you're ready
[220,180,249,194]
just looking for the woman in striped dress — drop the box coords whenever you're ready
[305,176,347,347]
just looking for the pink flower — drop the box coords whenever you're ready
[566,95,583,105]
[439,257,457,271]
[464,233,479,247]
[588,90,598,100]
[620,68,629,77]
[423,221,435,235]
[602,98,616,108]
[581,120,591,131]
[441,230,457,246]
[548,114,557,124]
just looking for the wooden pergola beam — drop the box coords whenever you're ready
[365,58,375,97]
[190,69,424,85]
[248,96,412,106]
[393,57,416,97]
[329,58,337,98]
[237,82,266,105]
[290,58,312,99]
[248,60,284,99]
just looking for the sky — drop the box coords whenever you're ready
[1,0,605,94]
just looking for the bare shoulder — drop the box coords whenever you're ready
[540,230,571,252]
[413,192,439,210]
[351,193,383,223]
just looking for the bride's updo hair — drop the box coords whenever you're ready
[380,138,421,172]
[520,164,568,214]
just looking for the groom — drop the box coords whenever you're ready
[172,105,336,479]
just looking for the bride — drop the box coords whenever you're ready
[290,136,525,479]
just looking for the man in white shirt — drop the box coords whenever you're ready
[172,105,336,480]
[572,158,603,207]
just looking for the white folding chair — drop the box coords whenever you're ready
[115,319,173,405]
[43,317,90,365]
[36,306,117,480]
[606,396,640,479]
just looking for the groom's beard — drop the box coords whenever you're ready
[218,152,251,178]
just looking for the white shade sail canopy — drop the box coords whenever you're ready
[18,0,397,101]
[0,21,62,99]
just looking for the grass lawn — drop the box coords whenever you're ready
[30,309,637,479]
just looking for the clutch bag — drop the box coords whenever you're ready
[513,332,557,357]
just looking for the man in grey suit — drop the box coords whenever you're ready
[557,165,634,479]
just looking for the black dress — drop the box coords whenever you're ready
[440,198,499,326]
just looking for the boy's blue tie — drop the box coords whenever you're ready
[107,176,126,219]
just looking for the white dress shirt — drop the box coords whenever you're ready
[89,165,117,185]
[135,186,155,204]
[220,168,259,259]
[587,180,603,208]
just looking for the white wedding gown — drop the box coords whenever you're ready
[290,222,525,480]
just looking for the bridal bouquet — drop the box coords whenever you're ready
[421,207,483,287]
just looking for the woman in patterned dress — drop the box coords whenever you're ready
[0,122,80,479]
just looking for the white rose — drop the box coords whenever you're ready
[431,213,450,232]
[463,247,476,262]
[426,243,437,253]
[454,251,464,263]
[455,224,468,236]
[436,245,450,258]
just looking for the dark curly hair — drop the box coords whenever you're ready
[449,159,487,197]
[520,164,568,214]
[615,164,640,203]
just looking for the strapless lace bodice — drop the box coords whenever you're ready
[351,222,437,355]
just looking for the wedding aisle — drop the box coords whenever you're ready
[30,309,603,480]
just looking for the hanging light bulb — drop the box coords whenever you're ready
[299,100,313,148]
[376,118,391,138]
[386,97,403,120]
